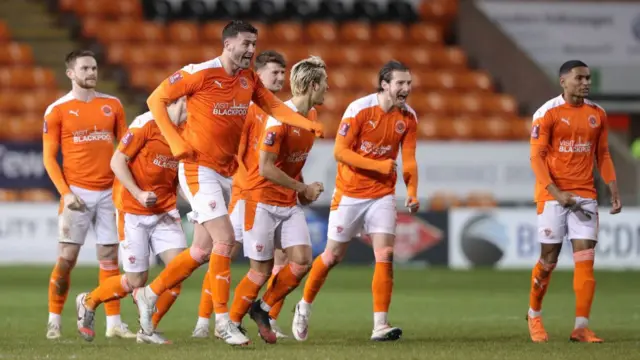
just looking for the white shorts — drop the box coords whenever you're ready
[58,185,118,246]
[537,196,598,244]
[229,199,244,243]
[327,193,397,243]
[179,163,232,224]
[242,201,310,261]
[117,209,187,273]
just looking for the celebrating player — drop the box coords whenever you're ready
[192,50,291,339]
[75,98,188,344]
[42,50,134,340]
[527,60,620,343]
[230,55,328,344]
[292,60,419,342]
[133,20,323,346]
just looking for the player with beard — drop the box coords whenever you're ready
[192,50,292,339]
[291,60,419,342]
[526,60,620,343]
[42,50,134,340]
[133,21,323,346]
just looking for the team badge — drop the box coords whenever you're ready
[101,105,112,116]
[395,120,406,134]
[338,122,350,136]
[264,131,276,146]
[121,131,133,146]
[169,71,183,84]
[239,77,249,89]
[588,115,598,128]
[531,124,540,139]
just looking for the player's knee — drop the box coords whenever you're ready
[212,241,234,257]
[320,250,340,268]
[96,244,118,260]
[125,272,148,288]
[120,274,134,292]
[189,246,210,263]
[374,246,393,263]
[169,284,182,297]
[231,241,242,259]
[288,262,311,279]
[540,244,561,264]
[247,268,270,286]
[56,256,76,272]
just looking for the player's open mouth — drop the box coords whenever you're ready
[397,95,407,101]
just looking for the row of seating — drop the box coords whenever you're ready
[0,189,57,202]
[82,19,444,45]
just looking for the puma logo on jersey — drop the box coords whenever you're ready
[561,118,570,125]
[292,128,301,136]
[368,120,377,128]
[69,110,79,117]
[214,80,223,88]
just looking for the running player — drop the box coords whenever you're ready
[75,98,188,345]
[133,20,323,346]
[292,60,419,342]
[230,56,328,344]
[192,50,291,339]
[42,50,135,340]
[526,60,620,343]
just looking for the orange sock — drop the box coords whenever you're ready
[302,252,335,304]
[262,263,308,308]
[149,247,207,296]
[85,274,132,310]
[209,242,234,314]
[230,269,268,323]
[267,265,285,320]
[48,258,73,315]
[198,271,213,319]
[152,285,181,328]
[574,249,596,320]
[99,260,121,316]
[372,247,393,313]
[529,259,557,314]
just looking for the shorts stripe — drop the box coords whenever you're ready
[183,162,200,197]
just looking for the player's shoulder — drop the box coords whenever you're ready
[533,95,564,121]
[95,92,124,109]
[400,103,418,123]
[264,100,298,129]
[129,111,156,130]
[44,91,75,116]
[180,58,224,77]
[584,98,607,116]
[344,93,378,119]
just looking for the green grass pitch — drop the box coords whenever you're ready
[0,266,638,359]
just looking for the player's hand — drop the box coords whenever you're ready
[554,191,576,208]
[380,159,397,175]
[610,192,622,214]
[405,197,420,214]
[136,191,158,208]
[63,193,87,212]
[302,182,324,202]
[310,122,324,139]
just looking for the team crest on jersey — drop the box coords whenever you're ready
[531,124,540,139]
[101,105,112,116]
[588,115,598,128]
[338,122,350,136]
[395,120,407,134]
[122,131,133,146]
[264,131,276,146]
[169,71,183,84]
[43,120,48,133]
[239,77,249,89]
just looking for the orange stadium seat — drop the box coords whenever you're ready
[320,91,357,114]
[465,191,497,207]
[0,22,10,42]
[168,21,201,44]
[0,189,20,202]
[0,67,56,89]
[21,189,57,202]
[129,68,169,92]
[510,117,531,140]
[419,0,458,23]
[394,47,465,69]
[481,94,518,116]
[472,116,515,140]
[407,23,443,45]
[317,111,341,139]
[0,43,34,65]
[201,22,229,43]
[0,91,59,114]
[428,191,463,211]
[305,22,339,43]
[458,71,493,92]
[90,20,166,43]
[340,22,372,43]
[74,0,142,19]
[373,23,407,43]
[270,22,304,44]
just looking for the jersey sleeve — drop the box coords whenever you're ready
[401,115,418,198]
[259,117,286,155]
[595,108,616,184]
[529,109,554,189]
[117,123,151,159]
[114,100,128,143]
[42,106,71,196]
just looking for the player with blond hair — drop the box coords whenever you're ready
[229,55,328,344]
[192,50,291,339]
[292,60,419,342]
[75,98,188,345]
[526,60,620,343]
[42,50,135,340]
[133,21,323,346]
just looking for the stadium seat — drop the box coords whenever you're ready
[0,189,20,202]
[465,191,497,207]
[21,189,57,202]
[270,22,304,44]
[373,23,407,43]
[340,22,372,43]
[0,67,57,89]
[74,0,142,19]
[0,22,10,42]
[167,21,201,44]
[305,22,339,43]
[0,43,34,65]
[407,23,443,45]
[428,191,463,210]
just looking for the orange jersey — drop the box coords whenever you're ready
[146,57,319,178]
[334,93,418,199]
[43,91,127,195]
[530,95,616,202]
[113,112,182,215]
[243,100,317,207]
